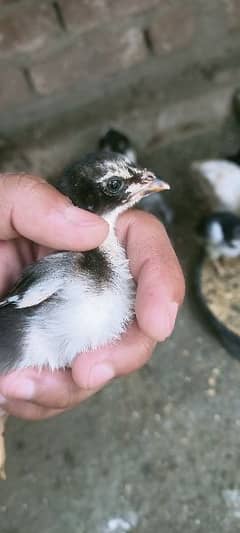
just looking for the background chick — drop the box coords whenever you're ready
[98,128,137,164]
[191,159,240,215]
[196,211,240,270]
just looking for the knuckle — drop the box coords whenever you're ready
[50,388,77,411]
[54,398,71,410]
[133,337,156,371]
[14,174,46,195]
[141,336,156,359]
[0,173,47,209]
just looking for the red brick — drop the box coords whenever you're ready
[224,0,240,28]
[57,0,108,32]
[30,27,148,96]
[0,65,30,108]
[0,4,60,55]
[107,0,159,17]
[149,4,195,55]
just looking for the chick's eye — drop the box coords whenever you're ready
[104,176,124,196]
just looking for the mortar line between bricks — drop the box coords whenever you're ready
[0,7,159,68]
[143,28,155,55]
[52,1,67,31]
[22,67,36,94]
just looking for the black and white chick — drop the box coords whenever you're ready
[0,153,169,374]
[197,211,240,267]
[98,128,173,225]
[191,159,240,214]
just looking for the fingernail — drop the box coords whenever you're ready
[3,379,36,401]
[166,302,179,337]
[88,363,115,389]
[63,205,105,227]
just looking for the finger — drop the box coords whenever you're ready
[0,368,94,410]
[117,210,185,341]
[0,324,155,404]
[0,238,35,294]
[2,399,64,420]
[72,321,156,390]
[0,173,108,249]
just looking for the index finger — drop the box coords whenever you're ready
[117,210,185,341]
[0,173,108,250]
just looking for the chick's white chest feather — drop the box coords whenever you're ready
[21,229,135,370]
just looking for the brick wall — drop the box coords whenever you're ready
[0,0,240,175]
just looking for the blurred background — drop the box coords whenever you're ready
[1,1,240,532]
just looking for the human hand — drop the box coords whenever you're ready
[0,174,184,420]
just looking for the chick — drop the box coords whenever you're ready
[98,128,137,164]
[0,153,169,374]
[191,160,240,214]
[197,211,240,273]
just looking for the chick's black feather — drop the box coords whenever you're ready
[197,212,240,243]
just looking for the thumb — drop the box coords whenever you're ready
[0,173,108,250]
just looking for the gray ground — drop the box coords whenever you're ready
[1,128,240,533]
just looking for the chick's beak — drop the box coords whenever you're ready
[139,171,170,197]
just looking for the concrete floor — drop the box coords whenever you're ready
[1,129,240,533]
